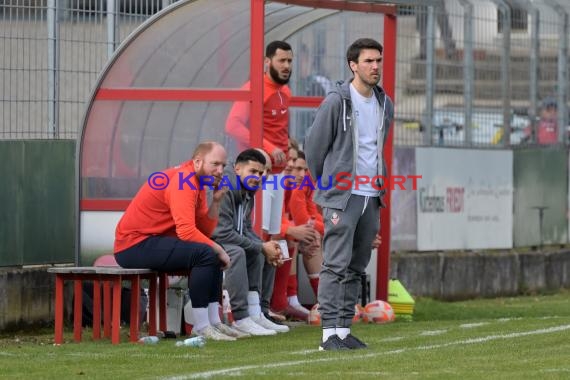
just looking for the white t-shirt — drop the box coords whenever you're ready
[350,83,382,196]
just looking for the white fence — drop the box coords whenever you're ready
[1,0,569,147]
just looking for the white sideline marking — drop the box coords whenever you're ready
[460,322,488,328]
[163,324,570,380]
[290,349,319,355]
[541,368,570,373]
[379,336,404,342]
[420,330,448,336]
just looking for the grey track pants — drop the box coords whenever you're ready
[318,194,380,328]
[222,244,264,321]
[260,261,275,315]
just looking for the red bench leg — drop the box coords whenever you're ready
[129,276,140,342]
[92,280,101,340]
[148,274,157,336]
[111,276,122,344]
[103,281,112,338]
[73,280,83,343]
[54,275,65,344]
[159,273,167,332]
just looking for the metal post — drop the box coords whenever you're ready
[510,0,540,144]
[106,0,118,58]
[544,0,568,145]
[161,0,172,10]
[458,0,473,146]
[47,0,59,138]
[251,0,265,234]
[557,12,568,144]
[424,5,435,146]
[492,0,511,147]
[340,11,347,78]
[530,6,540,144]
[378,12,397,302]
[532,206,548,249]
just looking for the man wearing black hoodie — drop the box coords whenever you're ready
[212,149,289,336]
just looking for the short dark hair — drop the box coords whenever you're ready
[346,38,383,70]
[542,97,557,110]
[296,151,306,161]
[266,40,292,58]
[235,148,266,166]
[288,137,299,151]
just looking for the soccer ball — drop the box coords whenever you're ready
[364,300,395,323]
[352,304,366,323]
[308,304,321,325]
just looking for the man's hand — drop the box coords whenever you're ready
[371,234,382,249]
[298,231,321,257]
[271,148,286,167]
[287,224,319,245]
[208,186,229,219]
[211,186,229,203]
[262,241,282,266]
[212,243,231,270]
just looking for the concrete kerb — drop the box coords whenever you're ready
[390,249,570,301]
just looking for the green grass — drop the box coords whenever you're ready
[2,291,570,379]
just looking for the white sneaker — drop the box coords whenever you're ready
[214,323,251,338]
[232,317,277,336]
[290,303,311,315]
[195,325,236,341]
[251,313,289,333]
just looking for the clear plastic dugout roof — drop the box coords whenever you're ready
[79,0,395,202]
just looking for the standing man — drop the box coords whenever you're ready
[114,142,236,341]
[522,97,559,145]
[225,40,293,234]
[305,38,394,351]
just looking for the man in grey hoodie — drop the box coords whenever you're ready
[211,148,289,336]
[305,38,394,351]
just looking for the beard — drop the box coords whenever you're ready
[269,64,291,85]
[240,178,260,192]
[363,73,381,87]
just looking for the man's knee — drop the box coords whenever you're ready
[321,262,349,280]
[225,245,246,261]
[193,244,219,266]
[224,247,247,277]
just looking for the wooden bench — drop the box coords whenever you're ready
[48,267,159,344]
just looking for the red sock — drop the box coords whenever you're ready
[270,260,291,312]
[287,274,298,297]
[309,277,319,297]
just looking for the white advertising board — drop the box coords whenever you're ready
[416,148,513,250]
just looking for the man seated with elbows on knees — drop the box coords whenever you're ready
[114,141,238,341]
[211,149,289,336]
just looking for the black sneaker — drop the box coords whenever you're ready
[318,335,350,351]
[264,312,286,326]
[342,333,368,349]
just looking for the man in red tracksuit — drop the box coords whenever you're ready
[289,163,324,299]
[270,152,318,320]
[225,40,292,175]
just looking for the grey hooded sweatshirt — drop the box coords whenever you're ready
[210,164,263,253]
[304,79,394,211]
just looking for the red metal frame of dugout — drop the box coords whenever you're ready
[82,0,397,301]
